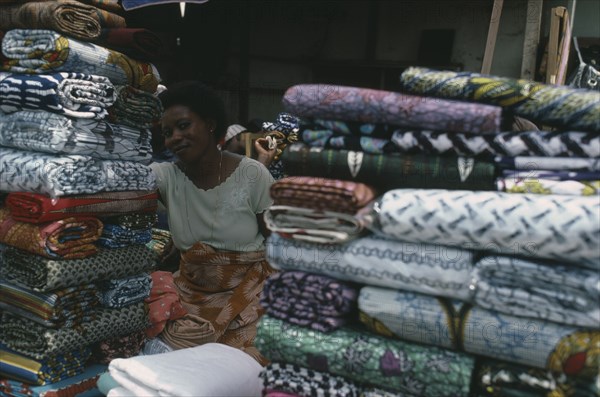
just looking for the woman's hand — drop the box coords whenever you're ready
[254,137,277,167]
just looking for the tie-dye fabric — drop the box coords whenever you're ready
[0,346,92,386]
[0,72,115,119]
[472,256,600,328]
[399,67,600,132]
[256,315,474,397]
[0,207,102,259]
[390,130,600,158]
[0,245,158,292]
[0,281,100,328]
[266,233,475,301]
[0,302,148,358]
[0,0,125,40]
[358,286,599,377]
[260,270,358,333]
[107,85,163,129]
[264,205,365,244]
[1,29,161,92]
[282,84,502,134]
[260,363,360,397]
[281,143,496,191]
[362,189,600,268]
[0,110,152,163]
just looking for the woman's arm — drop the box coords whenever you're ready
[256,211,271,238]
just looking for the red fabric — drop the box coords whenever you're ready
[145,271,187,338]
[6,190,158,224]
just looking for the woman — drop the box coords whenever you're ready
[149,81,275,364]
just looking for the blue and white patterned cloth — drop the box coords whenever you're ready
[0,147,156,197]
[361,189,600,268]
[266,232,474,301]
[0,72,115,119]
[0,110,152,163]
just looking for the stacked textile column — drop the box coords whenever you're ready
[0,2,166,396]
[256,84,506,397]
[257,78,600,396]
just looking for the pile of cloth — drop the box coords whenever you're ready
[0,1,169,396]
[256,69,599,396]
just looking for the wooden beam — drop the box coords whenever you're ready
[481,0,504,74]
[520,0,543,79]
[546,6,566,84]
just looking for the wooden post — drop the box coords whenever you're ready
[546,7,567,84]
[481,0,504,74]
[520,0,543,79]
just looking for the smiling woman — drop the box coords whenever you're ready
[148,81,276,365]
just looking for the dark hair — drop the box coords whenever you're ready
[158,81,228,141]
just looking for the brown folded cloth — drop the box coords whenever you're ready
[77,0,124,14]
[92,28,166,61]
[0,207,102,259]
[0,0,125,41]
[270,176,377,214]
[160,241,276,365]
[6,191,158,224]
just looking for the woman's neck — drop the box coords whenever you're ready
[179,149,224,188]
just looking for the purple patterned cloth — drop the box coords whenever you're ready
[260,270,358,333]
[282,84,502,134]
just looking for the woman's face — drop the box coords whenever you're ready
[161,104,216,163]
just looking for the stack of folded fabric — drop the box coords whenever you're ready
[0,196,160,397]
[0,3,167,395]
[256,83,511,396]
[257,76,600,396]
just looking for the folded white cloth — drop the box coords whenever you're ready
[107,343,262,397]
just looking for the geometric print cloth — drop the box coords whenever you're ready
[0,147,104,197]
[399,67,600,132]
[0,302,148,359]
[1,29,161,93]
[0,147,156,197]
[358,286,600,377]
[0,110,153,163]
[282,84,502,135]
[362,189,600,268]
[390,130,600,158]
[0,245,158,292]
[256,315,475,397]
[0,72,116,119]
[260,362,360,397]
[0,0,125,40]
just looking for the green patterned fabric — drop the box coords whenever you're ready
[256,316,474,397]
[399,67,600,132]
